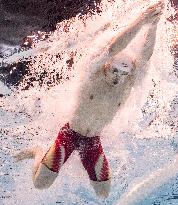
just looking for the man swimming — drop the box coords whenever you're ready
[14,1,165,198]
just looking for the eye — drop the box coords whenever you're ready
[122,63,128,67]
[122,71,129,76]
[112,67,118,73]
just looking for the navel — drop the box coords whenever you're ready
[89,94,94,100]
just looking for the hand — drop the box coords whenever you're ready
[141,1,165,25]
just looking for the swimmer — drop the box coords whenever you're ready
[14,1,165,198]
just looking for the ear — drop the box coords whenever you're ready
[132,58,137,70]
[126,50,137,70]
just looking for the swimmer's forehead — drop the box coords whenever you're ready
[104,57,133,71]
[112,60,131,67]
[112,54,133,66]
[103,52,135,73]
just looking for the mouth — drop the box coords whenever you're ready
[113,79,118,85]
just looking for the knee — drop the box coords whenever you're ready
[33,178,52,190]
[33,172,58,189]
[33,164,58,190]
[90,179,111,198]
[33,180,46,190]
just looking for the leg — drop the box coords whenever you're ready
[35,124,76,189]
[13,145,51,189]
[14,124,75,189]
[78,137,111,198]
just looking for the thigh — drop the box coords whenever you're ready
[79,137,110,182]
[42,123,75,173]
[32,124,76,189]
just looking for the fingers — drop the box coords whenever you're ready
[142,1,165,25]
[148,1,164,12]
[150,1,164,10]
[157,1,165,9]
[147,2,164,16]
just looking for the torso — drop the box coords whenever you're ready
[70,65,136,137]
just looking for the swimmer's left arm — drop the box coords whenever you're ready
[135,18,161,68]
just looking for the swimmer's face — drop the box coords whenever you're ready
[103,60,134,86]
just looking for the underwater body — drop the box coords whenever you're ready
[0,0,178,204]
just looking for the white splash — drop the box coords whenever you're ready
[0,0,177,204]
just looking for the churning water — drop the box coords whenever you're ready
[0,0,177,204]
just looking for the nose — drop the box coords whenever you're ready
[113,79,118,85]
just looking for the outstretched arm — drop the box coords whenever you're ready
[135,23,159,68]
[108,1,164,57]
[108,17,144,56]
[133,1,164,68]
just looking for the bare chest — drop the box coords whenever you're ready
[70,77,132,137]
